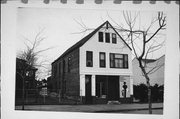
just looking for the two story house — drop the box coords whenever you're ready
[51,21,133,104]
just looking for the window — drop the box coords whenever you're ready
[59,62,61,74]
[68,57,71,72]
[124,55,128,68]
[96,76,107,98]
[86,51,93,67]
[105,33,110,43]
[99,32,103,42]
[99,52,106,67]
[110,53,128,68]
[63,60,65,73]
[112,33,117,44]
[54,64,57,77]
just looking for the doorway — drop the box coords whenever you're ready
[85,75,92,104]
[108,76,119,100]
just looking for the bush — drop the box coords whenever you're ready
[133,83,164,103]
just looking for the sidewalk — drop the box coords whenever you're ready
[15,103,163,113]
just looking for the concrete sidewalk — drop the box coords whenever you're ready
[15,103,163,113]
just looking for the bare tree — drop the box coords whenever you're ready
[75,11,166,114]
[115,11,166,114]
[17,28,53,109]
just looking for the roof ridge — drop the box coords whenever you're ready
[52,21,131,64]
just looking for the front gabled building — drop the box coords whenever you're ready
[52,21,133,104]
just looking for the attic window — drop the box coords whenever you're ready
[112,33,117,44]
[105,33,110,43]
[99,32,103,42]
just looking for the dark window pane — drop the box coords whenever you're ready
[105,33,110,43]
[100,52,106,67]
[124,54,128,68]
[99,32,103,42]
[59,62,61,74]
[86,51,93,67]
[110,53,128,68]
[68,57,71,72]
[112,33,117,44]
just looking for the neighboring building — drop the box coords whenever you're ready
[51,21,133,104]
[15,58,37,99]
[132,55,165,86]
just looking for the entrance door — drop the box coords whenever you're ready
[85,75,92,104]
[108,76,119,100]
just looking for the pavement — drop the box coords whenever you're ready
[15,103,163,114]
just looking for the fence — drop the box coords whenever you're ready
[15,88,82,106]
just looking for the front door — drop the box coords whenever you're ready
[108,76,119,100]
[85,75,92,104]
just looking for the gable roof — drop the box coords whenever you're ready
[132,55,165,64]
[52,21,132,64]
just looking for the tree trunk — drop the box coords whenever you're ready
[147,77,152,114]
[138,59,152,114]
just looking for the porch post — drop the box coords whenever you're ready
[91,75,96,96]
[80,74,85,96]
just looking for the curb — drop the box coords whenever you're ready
[93,107,163,113]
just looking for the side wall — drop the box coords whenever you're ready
[52,48,80,100]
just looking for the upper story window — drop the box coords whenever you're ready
[110,53,128,68]
[68,57,71,72]
[105,33,110,43]
[59,62,61,74]
[54,64,57,77]
[99,52,106,68]
[86,51,93,67]
[99,32,103,42]
[63,59,66,73]
[112,33,117,44]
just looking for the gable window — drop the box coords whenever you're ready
[99,52,106,68]
[105,33,110,43]
[112,33,117,44]
[99,32,103,42]
[86,51,93,67]
[110,53,128,68]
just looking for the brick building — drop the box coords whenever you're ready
[51,21,133,104]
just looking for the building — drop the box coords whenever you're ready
[51,21,133,104]
[15,58,37,99]
[132,55,165,86]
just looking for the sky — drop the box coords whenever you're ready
[16,8,166,79]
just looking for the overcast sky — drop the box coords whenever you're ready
[16,8,166,79]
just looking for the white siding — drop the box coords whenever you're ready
[79,27,132,76]
[79,25,133,97]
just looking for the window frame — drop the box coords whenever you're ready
[98,32,103,42]
[86,51,93,67]
[112,33,117,44]
[67,56,71,72]
[105,33,110,43]
[99,52,106,68]
[110,53,128,69]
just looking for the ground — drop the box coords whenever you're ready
[15,103,163,114]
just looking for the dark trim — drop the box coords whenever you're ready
[108,22,132,50]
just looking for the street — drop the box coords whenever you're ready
[15,103,163,114]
